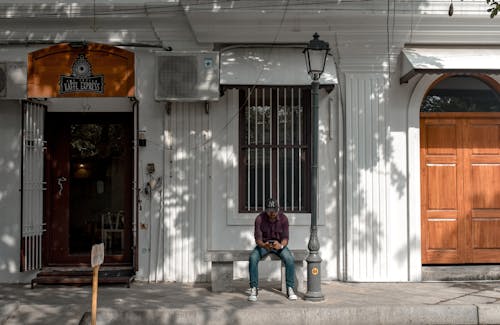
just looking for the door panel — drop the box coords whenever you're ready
[421,114,500,264]
[473,219,500,248]
[471,164,500,209]
[427,221,458,249]
[421,118,465,264]
[425,124,458,155]
[426,164,457,210]
[44,113,133,266]
[465,118,500,263]
[469,124,499,155]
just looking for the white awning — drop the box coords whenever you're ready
[400,46,500,84]
[220,46,337,86]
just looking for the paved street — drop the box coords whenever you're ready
[1,280,500,324]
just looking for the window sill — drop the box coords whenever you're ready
[228,212,324,226]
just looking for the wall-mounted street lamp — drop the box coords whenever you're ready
[303,32,330,302]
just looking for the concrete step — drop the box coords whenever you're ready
[422,265,500,281]
[33,275,134,286]
[37,266,134,277]
[79,304,484,325]
[31,266,135,288]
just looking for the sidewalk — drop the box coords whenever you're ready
[1,280,500,324]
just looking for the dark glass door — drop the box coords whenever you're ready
[44,112,133,265]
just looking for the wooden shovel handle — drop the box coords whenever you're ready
[91,265,99,325]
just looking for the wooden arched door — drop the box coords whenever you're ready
[420,75,500,264]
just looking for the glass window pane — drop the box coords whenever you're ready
[293,148,301,210]
[278,147,306,211]
[69,122,128,255]
[279,148,285,208]
[421,76,500,112]
[240,87,310,212]
[248,148,255,209]
[250,98,257,144]
[264,104,271,145]
[246,148,271,209]
[256,148,263,208]
[293,90,303,145]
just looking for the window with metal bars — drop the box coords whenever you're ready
[239,87,311,213]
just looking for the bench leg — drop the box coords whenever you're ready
[281,263,286,294]
[211,262,234,292]
[294,261,305,293]
[281,261,305,294]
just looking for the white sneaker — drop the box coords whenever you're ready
[248,287,258,302]
[287,287,298,300]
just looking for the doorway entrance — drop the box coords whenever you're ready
[44,112,133,266]
[421,114,500,263]
[420,75,500,264]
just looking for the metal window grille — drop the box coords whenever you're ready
[239,87,310,213]
[21,101,46,271]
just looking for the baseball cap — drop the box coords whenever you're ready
[265,198,278,212]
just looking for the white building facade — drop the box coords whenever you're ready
[0,0,499,284]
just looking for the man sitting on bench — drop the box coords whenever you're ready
[248,198,297,302]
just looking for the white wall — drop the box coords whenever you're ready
[340,61,425,281]
[134,48,167,282]
[134,47,212,283]
[0,46,41,283]
[343,73,407,281]
[209,89,340,281]
[160,101,210,283]
[1,0,499,284]
[0,101,37,282]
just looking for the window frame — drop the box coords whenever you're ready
[421,74,500,113]
[238,86,311,213]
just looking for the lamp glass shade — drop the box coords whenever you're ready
[303,33,330,80]
[305,49,328,80]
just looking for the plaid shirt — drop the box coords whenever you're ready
[254,211,289,243]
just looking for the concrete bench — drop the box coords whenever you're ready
[205,249,307,293]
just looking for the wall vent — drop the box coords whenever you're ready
[155,51,219,101]
[0,62,27,99]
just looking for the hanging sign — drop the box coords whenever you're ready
[59,54,104,95]
[28,42,134,98]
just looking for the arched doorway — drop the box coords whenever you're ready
[420,75,500,264]
[25,43,136,285]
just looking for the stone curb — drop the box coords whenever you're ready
[79,304,483,325]
[477,304,500,325]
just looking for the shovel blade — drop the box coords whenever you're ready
[91,243,104,267]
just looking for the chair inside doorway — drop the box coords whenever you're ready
[101,211,125,254]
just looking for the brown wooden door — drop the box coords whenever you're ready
[465,117,500,262]
[421,113,500,264]
[44,112,133,266]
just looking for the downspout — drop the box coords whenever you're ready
[161,103,167,281]
[19,101,26,272]
[332,33,348,281]
[154,103,168,282]
[131,97,139,273]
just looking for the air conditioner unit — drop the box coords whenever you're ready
[0,62,27,99]
[155,51,220,101]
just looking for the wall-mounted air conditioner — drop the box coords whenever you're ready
[0,62,27,99]
[155,51,220,101]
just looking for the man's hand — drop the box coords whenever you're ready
[271,241,282,250]
[257,239,284,250]
[264,241,273,251]
[257,239,272,251]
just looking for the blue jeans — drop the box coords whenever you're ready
[249,246,295,289]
